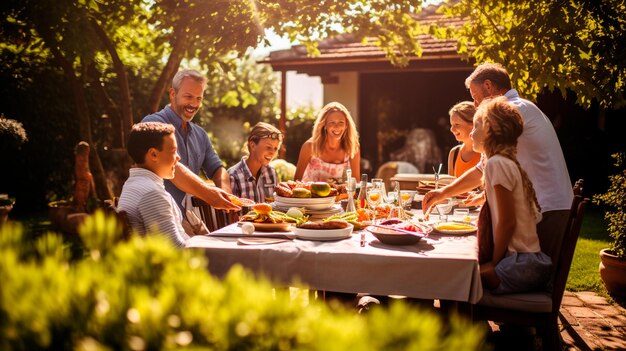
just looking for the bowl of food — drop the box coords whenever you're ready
[274,181,338,210]
[239,203,300,232]
[274,194,336,210]
[366,219,427,245]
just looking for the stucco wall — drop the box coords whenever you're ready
[323,72,359,126]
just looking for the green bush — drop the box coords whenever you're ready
[0,211,485,350]
[594,152,626,259]
[0,115,28,151]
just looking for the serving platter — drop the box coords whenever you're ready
[293,224,353,241]
[432,222,477,235]
[242,221,292,232]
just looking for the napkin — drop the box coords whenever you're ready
[185,208,209,235]
[237,237,291,245]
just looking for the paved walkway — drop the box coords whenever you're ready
[487,291,626,350]
[560,291,626,350]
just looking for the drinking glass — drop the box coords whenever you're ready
[371,178,386,197]
[435,199,454,222]
[400,190,414,210]
[368,186,382,224]
[453,208,470,221]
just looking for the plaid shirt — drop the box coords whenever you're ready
[228,156,278,203]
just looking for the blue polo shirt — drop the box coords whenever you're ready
[142,105,223,210]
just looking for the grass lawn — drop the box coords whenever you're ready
[566,204,626,306]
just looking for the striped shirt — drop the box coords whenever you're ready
[228,156,278,203]
[118,168,190,248]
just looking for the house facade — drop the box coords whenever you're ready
[263,7,476,174]
[262,7,624,194]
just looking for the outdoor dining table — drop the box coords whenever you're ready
[185,210,483,304]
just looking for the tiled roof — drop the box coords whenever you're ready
[265,5,464,65]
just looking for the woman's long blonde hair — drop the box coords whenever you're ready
[310,102,359,158]
[477,96,541,216]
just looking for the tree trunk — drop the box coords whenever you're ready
[50,46,114,201]
[87,63,122,148]
[90,18,133,148]
[146,30,190,115]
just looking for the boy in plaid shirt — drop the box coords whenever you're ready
[228,122,282,202]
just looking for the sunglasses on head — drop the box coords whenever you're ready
[260,132,283,141]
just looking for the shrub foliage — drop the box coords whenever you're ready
[0,211,485,350]
[594,152,626,259]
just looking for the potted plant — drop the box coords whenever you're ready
[595,152,626,296]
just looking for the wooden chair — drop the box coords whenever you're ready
[115,209,133,240]
[104,198,133,240]
[191,196,240,232]
[472,190,589,350]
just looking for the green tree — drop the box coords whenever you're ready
[1,0,431,200]
[436,0,626,109]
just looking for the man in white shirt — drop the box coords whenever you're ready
[118,122,191,247]
[423,63,573,255]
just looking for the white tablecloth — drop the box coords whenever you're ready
[186,223,483,303]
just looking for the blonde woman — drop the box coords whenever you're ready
[472,97,551,294]
[447,101,481,177]
[295,102,360,182]
[228,122,282,202]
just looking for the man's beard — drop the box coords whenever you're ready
[177,104,197,123]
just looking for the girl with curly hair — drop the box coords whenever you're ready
[472,96,552,294]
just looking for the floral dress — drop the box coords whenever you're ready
[302,156,350,182]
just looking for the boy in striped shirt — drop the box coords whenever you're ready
[118,122,190,247]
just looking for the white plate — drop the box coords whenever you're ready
[239,221,292,232]
[294,224,353,241]
[432,222,477,235]
[273,193,336,210]
[275,201,335,211]
[274,194,336,204]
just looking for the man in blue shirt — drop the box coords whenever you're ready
[142,69,239,212]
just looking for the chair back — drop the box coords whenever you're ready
[539,179,584,269]
[191,196,240,232]
[104,197,119,213]
[115,209,133,240]
[573,179,584,196]
[551,195,588,310]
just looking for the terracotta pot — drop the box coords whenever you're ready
[599,248,626,297]
[48,201,80,234]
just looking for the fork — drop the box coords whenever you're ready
[370,224,427,236]
[433,163,442,189]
